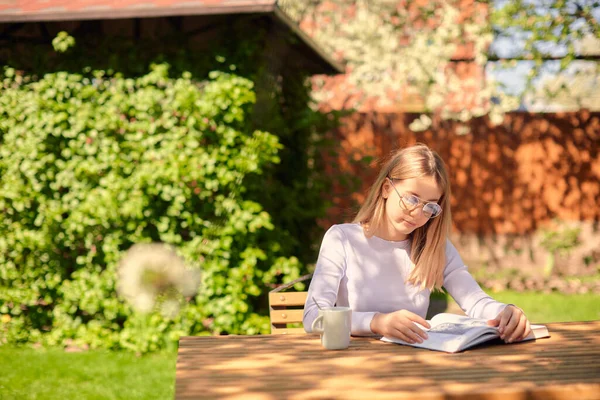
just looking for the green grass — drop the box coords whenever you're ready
[0,347,177,400]
[486,290,600,323]
[445,290,600,323]
[0,290,597,400]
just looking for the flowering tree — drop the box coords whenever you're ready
[279,0,600,130]
[491,0,600,111]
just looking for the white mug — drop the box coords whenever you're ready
[311,307,352,350]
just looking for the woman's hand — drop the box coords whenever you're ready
[487,305,531,343]
[370,310,430,343]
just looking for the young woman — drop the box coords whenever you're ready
[303,144,531,344]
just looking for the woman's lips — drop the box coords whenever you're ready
[402,219,416,227]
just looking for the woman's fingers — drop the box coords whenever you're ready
[409,324,429,340]
[503,307,532,343]
[504,317,519,339]
[506,314,523,342]
[498,309,512,336]
[394,330,416,344]
[510,314,531,342]
[395,326,424,344]
[400,310,430,340]
[404,311,431,329]
[391,318,429,343]
[399,315,429,341]
[380,310,431,343]
[499,307,518,338]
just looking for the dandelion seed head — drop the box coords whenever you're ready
[117,243,201,315]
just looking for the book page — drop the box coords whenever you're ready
[427,320,497,352]
[429,313,488,328]
[523,324,550,341]
[431,314,549,341]
[381,313,549,352]
[382,313,499,353]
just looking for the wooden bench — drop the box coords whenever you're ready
[268,273,311,334]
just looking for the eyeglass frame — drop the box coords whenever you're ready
[386,176,442,219]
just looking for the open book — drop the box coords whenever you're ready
[381,313,550,353]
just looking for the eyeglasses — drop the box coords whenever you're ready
[387,176,442,219]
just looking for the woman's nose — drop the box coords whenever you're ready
[405,205,425,218]
[403,207,418,216]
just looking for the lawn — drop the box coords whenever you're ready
[1,290,598,400]
[488,290,600,323]
[0,347,177,400]
[445,290,600,322]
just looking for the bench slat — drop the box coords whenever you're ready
[269,291,307,307]
[270,309,304,324]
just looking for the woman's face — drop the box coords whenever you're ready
[380,175,442,241]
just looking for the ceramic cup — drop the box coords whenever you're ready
[311,307,352,350]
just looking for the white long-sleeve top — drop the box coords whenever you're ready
[303,223,507,336]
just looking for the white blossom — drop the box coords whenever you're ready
[282,0,524,130]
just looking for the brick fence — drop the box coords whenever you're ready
[324,110,600,274]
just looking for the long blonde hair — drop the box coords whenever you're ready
[353,144,452,291]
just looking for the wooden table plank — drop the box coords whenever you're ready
[175,321,600,400]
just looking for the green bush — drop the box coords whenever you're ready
[0,63,313,353]
[539,221,581,277]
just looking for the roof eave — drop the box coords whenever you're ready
[0,2,344,75]
[271,6,344,75]
[0,3,275,23]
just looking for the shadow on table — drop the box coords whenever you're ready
[176,322,600,399]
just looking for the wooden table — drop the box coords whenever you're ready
[175,321,600,399]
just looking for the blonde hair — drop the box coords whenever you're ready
[353,144,452,291]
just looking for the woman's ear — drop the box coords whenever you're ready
[382,180,391,199]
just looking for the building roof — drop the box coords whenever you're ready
[0,1,276,22]
[0,0,343,75]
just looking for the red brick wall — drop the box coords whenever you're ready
[325,111,600,235]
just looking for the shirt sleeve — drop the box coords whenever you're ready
[303,226,378,335]
[443,240,508,320]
